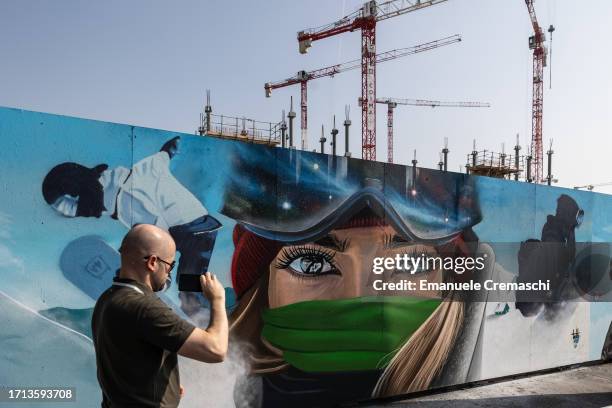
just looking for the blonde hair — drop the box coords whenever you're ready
[229,270,464,395]
[372,298,463,396]
[229,272,288,374]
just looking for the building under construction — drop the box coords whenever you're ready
[197,0,558,187]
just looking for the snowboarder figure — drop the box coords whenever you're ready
[516,194,584,317]
[42,136,221,292]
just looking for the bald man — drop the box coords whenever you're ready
[91,224,228,408]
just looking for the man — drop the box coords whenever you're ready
[91,224,228,407]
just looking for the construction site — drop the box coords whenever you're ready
[195,0,567,187]
[1,1,611,408]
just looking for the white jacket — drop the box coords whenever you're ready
[99,152,207,229]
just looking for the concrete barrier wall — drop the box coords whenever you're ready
[0,106,610,407]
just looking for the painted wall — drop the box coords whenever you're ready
[0,106,610,407]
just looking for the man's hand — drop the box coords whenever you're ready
[178,272,229,363]
[160,136,180,159]
[200,272,225,304]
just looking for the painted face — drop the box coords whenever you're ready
[51,195,79,218]
[268,225,444,308]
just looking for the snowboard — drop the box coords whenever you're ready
[60,235,119,300]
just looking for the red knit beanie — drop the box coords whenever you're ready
[230,224,284,298]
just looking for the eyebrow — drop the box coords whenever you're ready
[313,234,349,251]
[383,233,412,249]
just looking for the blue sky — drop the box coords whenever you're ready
[0,0,611,193]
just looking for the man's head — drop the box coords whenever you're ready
[119,224,177,292]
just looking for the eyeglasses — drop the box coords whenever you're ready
[144,255,176,272]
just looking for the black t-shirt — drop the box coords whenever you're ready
[92,277,195,407]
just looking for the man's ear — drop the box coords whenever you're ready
[145,256,157,272]
[92,164,109,176]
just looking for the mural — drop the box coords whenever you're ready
[42,135,221,294]
[0,106,610,407]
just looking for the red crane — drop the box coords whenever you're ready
[297,0,449,160]
[371,97,490,163]
[265,35,460,151]
[525,0,549,183]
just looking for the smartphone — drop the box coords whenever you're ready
[178,274,204,292]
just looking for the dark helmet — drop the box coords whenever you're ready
[42,162,108,217]
[556,194,584,227]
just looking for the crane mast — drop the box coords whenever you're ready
[297,0,448,160]
[526,0,547,183]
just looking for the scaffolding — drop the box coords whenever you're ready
[198,112,282,146]
[466,150,524,179]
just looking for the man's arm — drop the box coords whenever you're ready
[178,272,228,363]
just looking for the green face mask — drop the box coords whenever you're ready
[262,296,441,373]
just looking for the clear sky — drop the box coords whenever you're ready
[1,0,611,192]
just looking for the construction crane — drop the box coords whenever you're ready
[525,0,552,184]
[297,0,449,161]
[370,97,490,163]
[574,182,612,191]
[265,34,460,150]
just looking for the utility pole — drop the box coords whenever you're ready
[281,110,287,148]
[411,149,418,194]
[514,133,521,181]
[319,125,326,154]
[442,137,449,172]
[546,140,554,186]
[331,116,338,156]
[288,96,296,148]
[344,105,351,157]
[526,146,533,183]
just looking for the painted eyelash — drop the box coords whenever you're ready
[384,233,410,249]
[339,237,351,252]
[383,233,391,248]
[274,245,339,274]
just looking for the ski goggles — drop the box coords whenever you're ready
[220,144,482,244]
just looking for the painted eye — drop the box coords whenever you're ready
[289,255,335,276]
[276,246,340,277]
